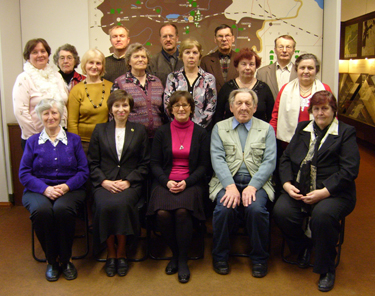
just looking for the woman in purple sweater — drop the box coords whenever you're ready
[19,98,89,282]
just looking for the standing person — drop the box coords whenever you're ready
[112,43,164,139]
[88,90,149,277]
[53,44,85,92]
[147,91,209,283]
[210,89,276,278]
[273,91,360,292]
[164,38,217,131]
[68,49,113,153]
[200,24,238,93]
[103,25,131,83]
[256,35,298,101]
[149,23,184,87]
[13,38,68,149]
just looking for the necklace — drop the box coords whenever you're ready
[176,129,188,150]
[238,77,255,88]
[84,78,105,108]
[300,85,313,96]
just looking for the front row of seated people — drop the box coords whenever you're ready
[19,89,360,292]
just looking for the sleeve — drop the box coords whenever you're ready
[263,83,275,122]
[323,83,332,93]
[269,84,286,134]
[214,84,230,124]
[201,74,217,128]
[150,127,171,187]
[56,73,69,129]
[163,74,176,118]
[67,86,81,135]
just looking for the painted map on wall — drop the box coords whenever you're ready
[89,0,323,67]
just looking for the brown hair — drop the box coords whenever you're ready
[23,38,51,60]
[179,38,202,60]
[234,48,262,69]
[308,90,337,116]
[167,91,195,119]
[107,90,134,113]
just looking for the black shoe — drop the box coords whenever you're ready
[117,258,129,276]
[318,272,335,292]
[45,263,60,282]
[252,263,268,278]
[178,273,190,283]
[297,247,311,269]
[61,262,77,280]
[213,260,229,275]
[165,260,178,275]
[105,258,117,277]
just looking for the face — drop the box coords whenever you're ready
[58,50,75,74]
[297,59,317,85]
[112,99,130,123]
[171,97,192,123]
[236,57,256,80]
[28,42,49,70]
[214,28,235,54]
[160,25,179,54]
[182,46,200,68]
[312,103,335,130]
[229,92,257,124]
[129,49,148,72]
[85,57,103,78]
[110,28,130,51]
[42,107,61,130]
[275,37,295,64]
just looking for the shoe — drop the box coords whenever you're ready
[165,260,178,275]
[117,258,129,276]
[45,263,60,282]
[178,273,190,283]
[297,247,311,269]
[252,263,268,278]
[61,262,77,280]
[105,258,117,277]
[213,260,229,275]
[318,272,335,292]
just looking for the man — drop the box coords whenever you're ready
[256,35,297,100]
[103,25,130,82]
[149,23,183,87]
[200,24,238,93]
[210,89,276,278]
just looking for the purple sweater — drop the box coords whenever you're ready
[19,132,89,194]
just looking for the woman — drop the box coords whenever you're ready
[111,43,164,139]
[19,98,89,282]
[53,44,85,92]
[164,38,217,130]
[88,90,149,277]
[214,48,274,123]
[13,38,68,149]
[273,91,360,292]
[270,53,332,144]
[147,91,210,283]
[68,49,113,153]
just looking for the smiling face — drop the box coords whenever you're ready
[312,103,335,130]
[171,97,192,123]
[230,92,257,124]
[28,42,49,70]
[236,57,256,81]
[275,37,295,65]
[297,59,317,86]
[112,99,130,123]
[110,27,130,52]
[42,106,61,130]
[85,57,103,79]
[160,25,178,55]
[58,50,75,74]
[182,46,200,69]
[214,27,234,55]
[129,49,148,72]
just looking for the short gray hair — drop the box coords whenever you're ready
[53,43,80,69]
[125,43,151,70]
[35,99,65,121]
[228,88,258,106]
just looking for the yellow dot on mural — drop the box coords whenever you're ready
[188,16,194,22]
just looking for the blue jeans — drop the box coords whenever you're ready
[212,174,270,264]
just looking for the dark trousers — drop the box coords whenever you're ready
[23,190,86,263]
[212,174,270,264]
[273,192,355,274]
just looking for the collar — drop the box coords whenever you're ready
[218,51,231,59]
[113,53,125,59]
[161,48,179,61]
[38,126,68,146]
[276,61,293,71]
[303,117,339,136]
[232,117,253,131]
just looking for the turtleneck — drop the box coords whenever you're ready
[59,70,75,85]
[171,118,194,129]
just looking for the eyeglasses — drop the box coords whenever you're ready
[276,45,294,50]
[59,56,74,61]
[172,104,190,110]
[161,34,176,40]
[216,34,233,40]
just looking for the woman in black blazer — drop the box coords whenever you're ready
[88,90,149,277]
[147,91,210,283]
[273,91,360,292]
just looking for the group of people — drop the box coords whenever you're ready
[13,23,360,292]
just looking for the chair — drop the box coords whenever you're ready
[281,217,345,268]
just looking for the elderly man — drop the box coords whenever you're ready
[256,35,297,100]
[103,25,131,82]
[210,88,276,278]
[200,24,238,93]
[149,23,183,87]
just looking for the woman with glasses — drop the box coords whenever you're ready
[147,91,210,283]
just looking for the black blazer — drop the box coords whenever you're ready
[151,122,210,189]
[280,120,360,201]
[88,120,150,195]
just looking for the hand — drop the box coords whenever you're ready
[101,180,127,194]
[301,188,330,204]
[167,180,186,193]
[116,180,130,191]
[43,186,63,200]
[283,182,303,200]
[53,184,70,195]
[220,184,241,209]
[242,186,257,207]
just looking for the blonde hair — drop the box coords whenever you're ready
[80,49,106,76]
[179,38,202,60]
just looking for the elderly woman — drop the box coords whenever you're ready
[270,53,332,144]
[53,44,85,92]
[164,38,217,131]
[68,49,113,153]
[88,90,149,277]
[111,43,164,139]
[19,98,89,282]
[214,48,274,123]
[147,91,210,283]
[13,38,68,149]
[273,91,360,292]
